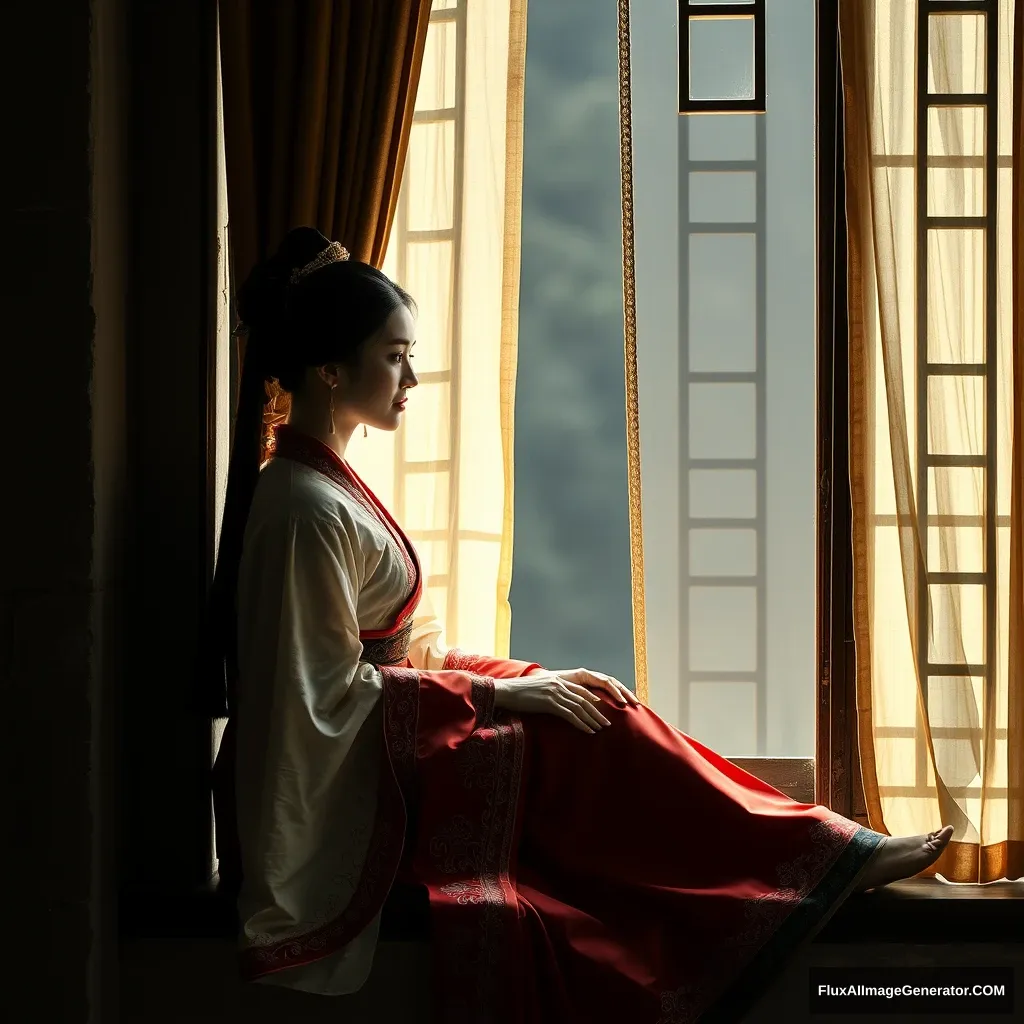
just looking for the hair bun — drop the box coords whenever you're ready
[236,227,333,343]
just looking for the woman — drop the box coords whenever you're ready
[205,227,952,1023]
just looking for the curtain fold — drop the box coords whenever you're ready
[220,0,430,274]
[840,0,1022,882]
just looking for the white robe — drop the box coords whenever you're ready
[234,454,448,995]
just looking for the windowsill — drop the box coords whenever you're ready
[120,876,1022,945]
[818,877,1023,944]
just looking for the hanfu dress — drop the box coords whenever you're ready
[231,423,882,1023]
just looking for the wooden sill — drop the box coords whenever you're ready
[819,877,1023,943]
[728,757,814,804]
[120,876,1021,946]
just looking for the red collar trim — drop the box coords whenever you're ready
[269,424,423,633]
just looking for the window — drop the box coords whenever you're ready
[508,1,636,689]
[678,0,766,114]
[630,0,818,760]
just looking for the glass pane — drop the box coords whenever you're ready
[689,587,757,671]
[928,466,985,518]
[403,380,451,463]
[690,172,756,223]
[689,115,757,160]
[403,241,453,373]
[405,121,455,231]
[926,374,985,457]
[927,229,985,364]
[690,682,757,756]
[688,17,755,101]
[416,20,457,111]
[690,529,756,576]
[689,383,757,459]
[928,14,986,94]
[927,106,986,218]
[928,584,985,665]
[928,524,984,573]
[689,233,756,372]
[403,472,451,532]
[927,676,983,789]
[689,469,757,519]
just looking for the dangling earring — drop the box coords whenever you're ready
[363,424,368,438]
[328,384,336,435]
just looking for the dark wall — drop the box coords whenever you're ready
[1,0,215,1019]
[120,0,216,903]
[1,0,117,1020]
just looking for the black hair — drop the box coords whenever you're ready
[237,225,415,393]
[194,227,414,719]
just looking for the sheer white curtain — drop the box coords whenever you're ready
[343,0,528,658]
[841,0,1022,881]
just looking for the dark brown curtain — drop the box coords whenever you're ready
[202,0,431,892]
[220,0,430,276]
[220,0,431,455]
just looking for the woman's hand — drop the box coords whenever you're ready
[549,667,642,708]
[493,672,613,734]
[492,668,641,734]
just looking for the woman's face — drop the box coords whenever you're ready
[334,303,418,433]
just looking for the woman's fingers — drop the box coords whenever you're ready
[608,677,640,706]
[571,668,627,706]
[549,698,597,733]
[557,686,611,729]
[584,670,640,707]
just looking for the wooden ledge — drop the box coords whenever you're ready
[121,877,1021,946]
[818,877,1023,944]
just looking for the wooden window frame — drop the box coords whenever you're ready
[813,0,867,823]
[716,1,863,813]
[677,0,767,115]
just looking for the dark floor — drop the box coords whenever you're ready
[119,880,1024,1023]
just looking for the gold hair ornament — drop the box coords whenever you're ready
[289,241,350,286]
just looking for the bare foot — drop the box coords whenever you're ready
[856,825,954,891]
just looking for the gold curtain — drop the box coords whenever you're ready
[220,0,430,271]
[841,0,1022,882]
[340,0,529,660]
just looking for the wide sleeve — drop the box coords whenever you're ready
[405,584,450,671]
[276,515,384,732]
[235,512,388,996]
[237,512,383,743]
[405,585,544,679]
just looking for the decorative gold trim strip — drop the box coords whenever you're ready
[495,0,529,659]
[617,0,649,704]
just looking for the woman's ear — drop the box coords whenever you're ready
[315,363,343,388]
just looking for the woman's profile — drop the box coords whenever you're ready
[204,227,953,1022]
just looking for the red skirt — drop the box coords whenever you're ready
[242,665,880,1023]
[392,666,878,1023]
